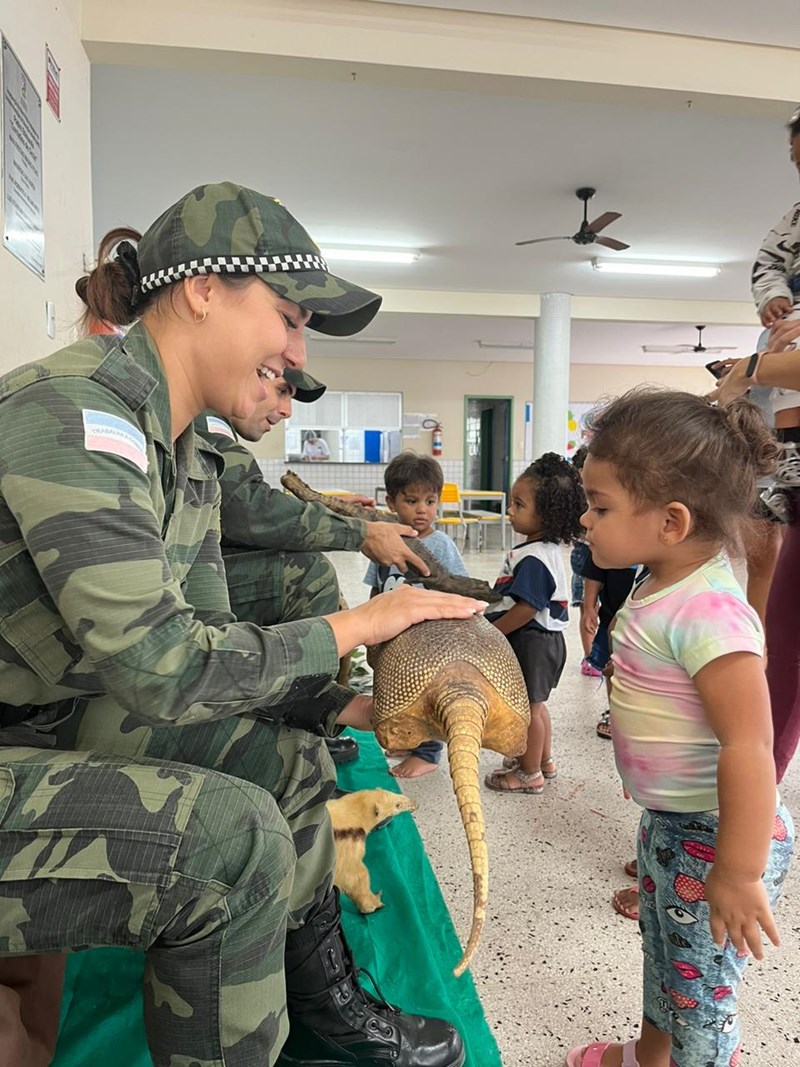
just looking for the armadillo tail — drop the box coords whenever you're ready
[442,694,488,979]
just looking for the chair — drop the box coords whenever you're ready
[474,510,506,550]
[436,483,482,549]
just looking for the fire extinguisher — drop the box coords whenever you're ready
[431,422,443,457]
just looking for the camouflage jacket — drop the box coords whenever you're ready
[195,415,368,556]
[0,323,339,732]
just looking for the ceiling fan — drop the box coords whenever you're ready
[516,187,630,250]
[641,325,738,356]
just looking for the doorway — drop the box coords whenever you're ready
[464,396,513,503]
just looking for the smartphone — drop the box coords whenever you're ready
[705,360,726,379]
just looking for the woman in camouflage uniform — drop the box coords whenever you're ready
[0,183,476,1067]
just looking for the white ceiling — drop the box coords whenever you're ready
[369,0,800,49]
[89,7,798,370]
[91,64,798,305]
[307,313,762,365]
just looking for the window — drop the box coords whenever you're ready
[285,391,403,464]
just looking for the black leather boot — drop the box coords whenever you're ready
[324,735,359,765]
[278,889,465,1066]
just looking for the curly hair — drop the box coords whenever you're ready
[586,388,779,549]
[517,452,586,544]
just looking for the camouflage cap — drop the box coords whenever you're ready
[283,367,326,403]
[135,182,382,336]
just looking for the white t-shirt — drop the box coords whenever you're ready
[303,438,330,459]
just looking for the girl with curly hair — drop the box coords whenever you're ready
[484,452,585,794]
[567,388,792,1067]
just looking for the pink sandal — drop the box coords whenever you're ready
[565,1038,639,1066]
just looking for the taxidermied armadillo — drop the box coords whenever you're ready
[370,614,530,977]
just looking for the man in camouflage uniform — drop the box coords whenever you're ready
[198,367,428,764]
[0,183,467,1067]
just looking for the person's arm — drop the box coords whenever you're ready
[694,653,780,959]
[492,600,536,635]
[752,203,800,324]
[712,319,800,404]
[210,432,368,553]
[490,554,554,636]
[582,577,601,640]
[1,381,482,728]
[670,591,777,959]
[211,431,429,572]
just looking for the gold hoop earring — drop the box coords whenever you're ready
[194,309,207,324]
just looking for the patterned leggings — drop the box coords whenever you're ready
[637,804,794,1067]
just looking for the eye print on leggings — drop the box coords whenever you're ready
[704,1013,737,1034]
[666,905,699,925]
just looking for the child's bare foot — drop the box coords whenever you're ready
[390,755,438,778]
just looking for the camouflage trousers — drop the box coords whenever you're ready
[223,547,341,626]
[0,550,346,1064]
[0,740,300,1066]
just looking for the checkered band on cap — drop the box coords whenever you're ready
[138,252,329,294]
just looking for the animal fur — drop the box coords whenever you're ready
[326,788,417,913]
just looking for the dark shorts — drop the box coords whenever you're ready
[506,628,567,703]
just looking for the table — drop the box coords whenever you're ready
[460,489,508,550]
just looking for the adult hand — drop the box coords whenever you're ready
[347,495,376,507]
[325,584,487,655]
[707,357,750,407]
[765,317,800,354]
[335,694,374,731]
[760,296,793,327]
[706,866,780,960]
[708,358,737,379]
[362,522,431,575]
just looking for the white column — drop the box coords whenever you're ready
[532,292,571,459]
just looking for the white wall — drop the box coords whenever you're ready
[0,0,92,371]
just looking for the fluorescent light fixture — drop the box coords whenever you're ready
[476,340,533,350]
[321,247,420,264]
[311,335,397,345]
[593,258,720,278]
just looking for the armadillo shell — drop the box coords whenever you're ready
[371,614,529,725]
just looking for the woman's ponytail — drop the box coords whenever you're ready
[75,226,143,331]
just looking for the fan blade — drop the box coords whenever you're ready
[703,346,738,353]
[641,345,695,354]
[515,236,571,246]
[588,211,621,233]
[595,236,630,251]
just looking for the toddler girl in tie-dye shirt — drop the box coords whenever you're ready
[566,389,794,1067]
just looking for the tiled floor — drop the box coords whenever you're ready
[329,540,800,1067]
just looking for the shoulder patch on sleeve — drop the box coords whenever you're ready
[82,409,148,473]
[205,415,236,440]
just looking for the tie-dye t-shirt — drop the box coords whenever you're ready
[610,556,763,813]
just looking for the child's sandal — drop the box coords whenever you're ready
[565,1038,639,1066]
[501,756,557,779]
[484,767,544,794]
[540,757,558,780]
